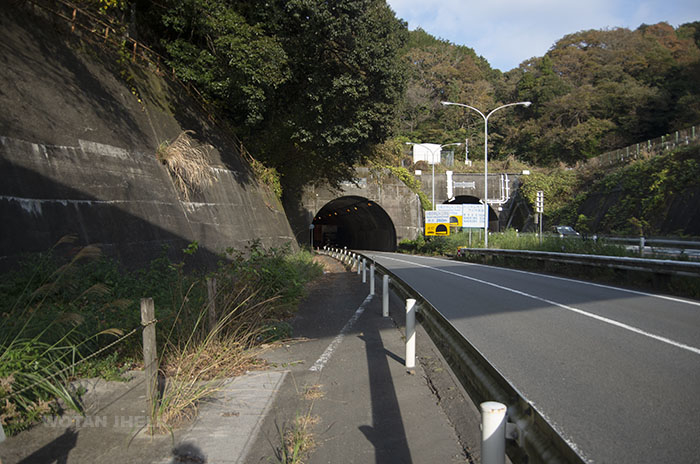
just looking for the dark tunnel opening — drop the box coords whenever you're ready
[445,195,498,231]
[312,196,397,251]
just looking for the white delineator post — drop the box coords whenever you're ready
[382,275,389,317]
[481,401,507,464]
[370,264,375,295]
[362,259,367,283]
[405,298,416,369]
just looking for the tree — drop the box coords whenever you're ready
[499,23,700,166]
[153,0,289,125]
[240,0,409,195]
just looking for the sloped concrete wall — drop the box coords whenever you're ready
[0,4,295,269]
[0,136,295,268]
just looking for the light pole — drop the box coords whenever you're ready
[406,142,463,209]
[441,101,531,247]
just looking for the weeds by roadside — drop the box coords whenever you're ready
[277,413,319,464]
[0,239,322,435]
[275,381,325,464]
[399,228,633,257]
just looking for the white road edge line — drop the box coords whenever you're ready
[309,294,374,372]
[383,255,700,356]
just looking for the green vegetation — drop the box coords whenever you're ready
[399,229,700,297]
[517,144,700,235]
[130,0,409,195]
[580,145,700,235]
[0,239,322,435]
[398,229,630,257]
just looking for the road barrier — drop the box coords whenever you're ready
[382,275,390,317]
[405,298,416,369]
[319,247,587,464]
[481,401,508,464]
[458,248,700,278]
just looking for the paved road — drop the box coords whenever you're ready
[366,252,700,463]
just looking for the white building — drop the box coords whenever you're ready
[411,143,442,165]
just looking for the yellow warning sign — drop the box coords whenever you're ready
[448,215,463,227]
[425,223,451,236]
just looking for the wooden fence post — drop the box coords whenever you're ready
[140,297,158,430]
[207,277,217,333]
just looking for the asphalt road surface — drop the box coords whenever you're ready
[366,252,700,463]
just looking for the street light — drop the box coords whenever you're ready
[406,142,463,208]
[441,101,531,248]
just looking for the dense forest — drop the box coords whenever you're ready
[66,1,700,194]
[398,22,700,166]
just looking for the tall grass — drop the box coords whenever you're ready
[0,238,117,434]
[0,239,323,435]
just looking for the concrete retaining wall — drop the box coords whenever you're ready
[0,135,295,269]
[0,4,296,270]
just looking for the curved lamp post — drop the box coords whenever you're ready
[441,101,531,248]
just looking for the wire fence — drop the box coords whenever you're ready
[586,126,699,169]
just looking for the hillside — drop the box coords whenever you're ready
[393,23,700,168]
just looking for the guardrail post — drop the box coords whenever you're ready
[141,298,158,430]
[640,236,645,254]
[382,275,389,317]
[370,264,375,295]
[405,298,416,369]
[362,259,367,283]
[481,401,507,464]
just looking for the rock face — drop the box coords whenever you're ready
[0,3,295,269]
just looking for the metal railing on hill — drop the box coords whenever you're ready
[587,126,699,169]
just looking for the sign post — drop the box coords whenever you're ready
[536,191,544,244]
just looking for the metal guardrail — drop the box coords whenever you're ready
[586,126,698,169]
[601,236,700,258]
[459,248,700,278]
[319,247,587,464]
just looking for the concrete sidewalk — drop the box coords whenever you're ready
[243,266,480,463]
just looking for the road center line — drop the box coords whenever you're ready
[309,294,374,372]
[383,256,700,356]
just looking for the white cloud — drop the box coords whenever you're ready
[387,0,700,71]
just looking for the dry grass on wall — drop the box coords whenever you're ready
[156,131,217,201]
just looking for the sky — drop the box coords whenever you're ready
[385,0,700,72]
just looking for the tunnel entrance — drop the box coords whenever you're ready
[445,195,499,232]
[312,196,396,251]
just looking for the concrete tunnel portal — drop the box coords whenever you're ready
[312,196,397,251]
